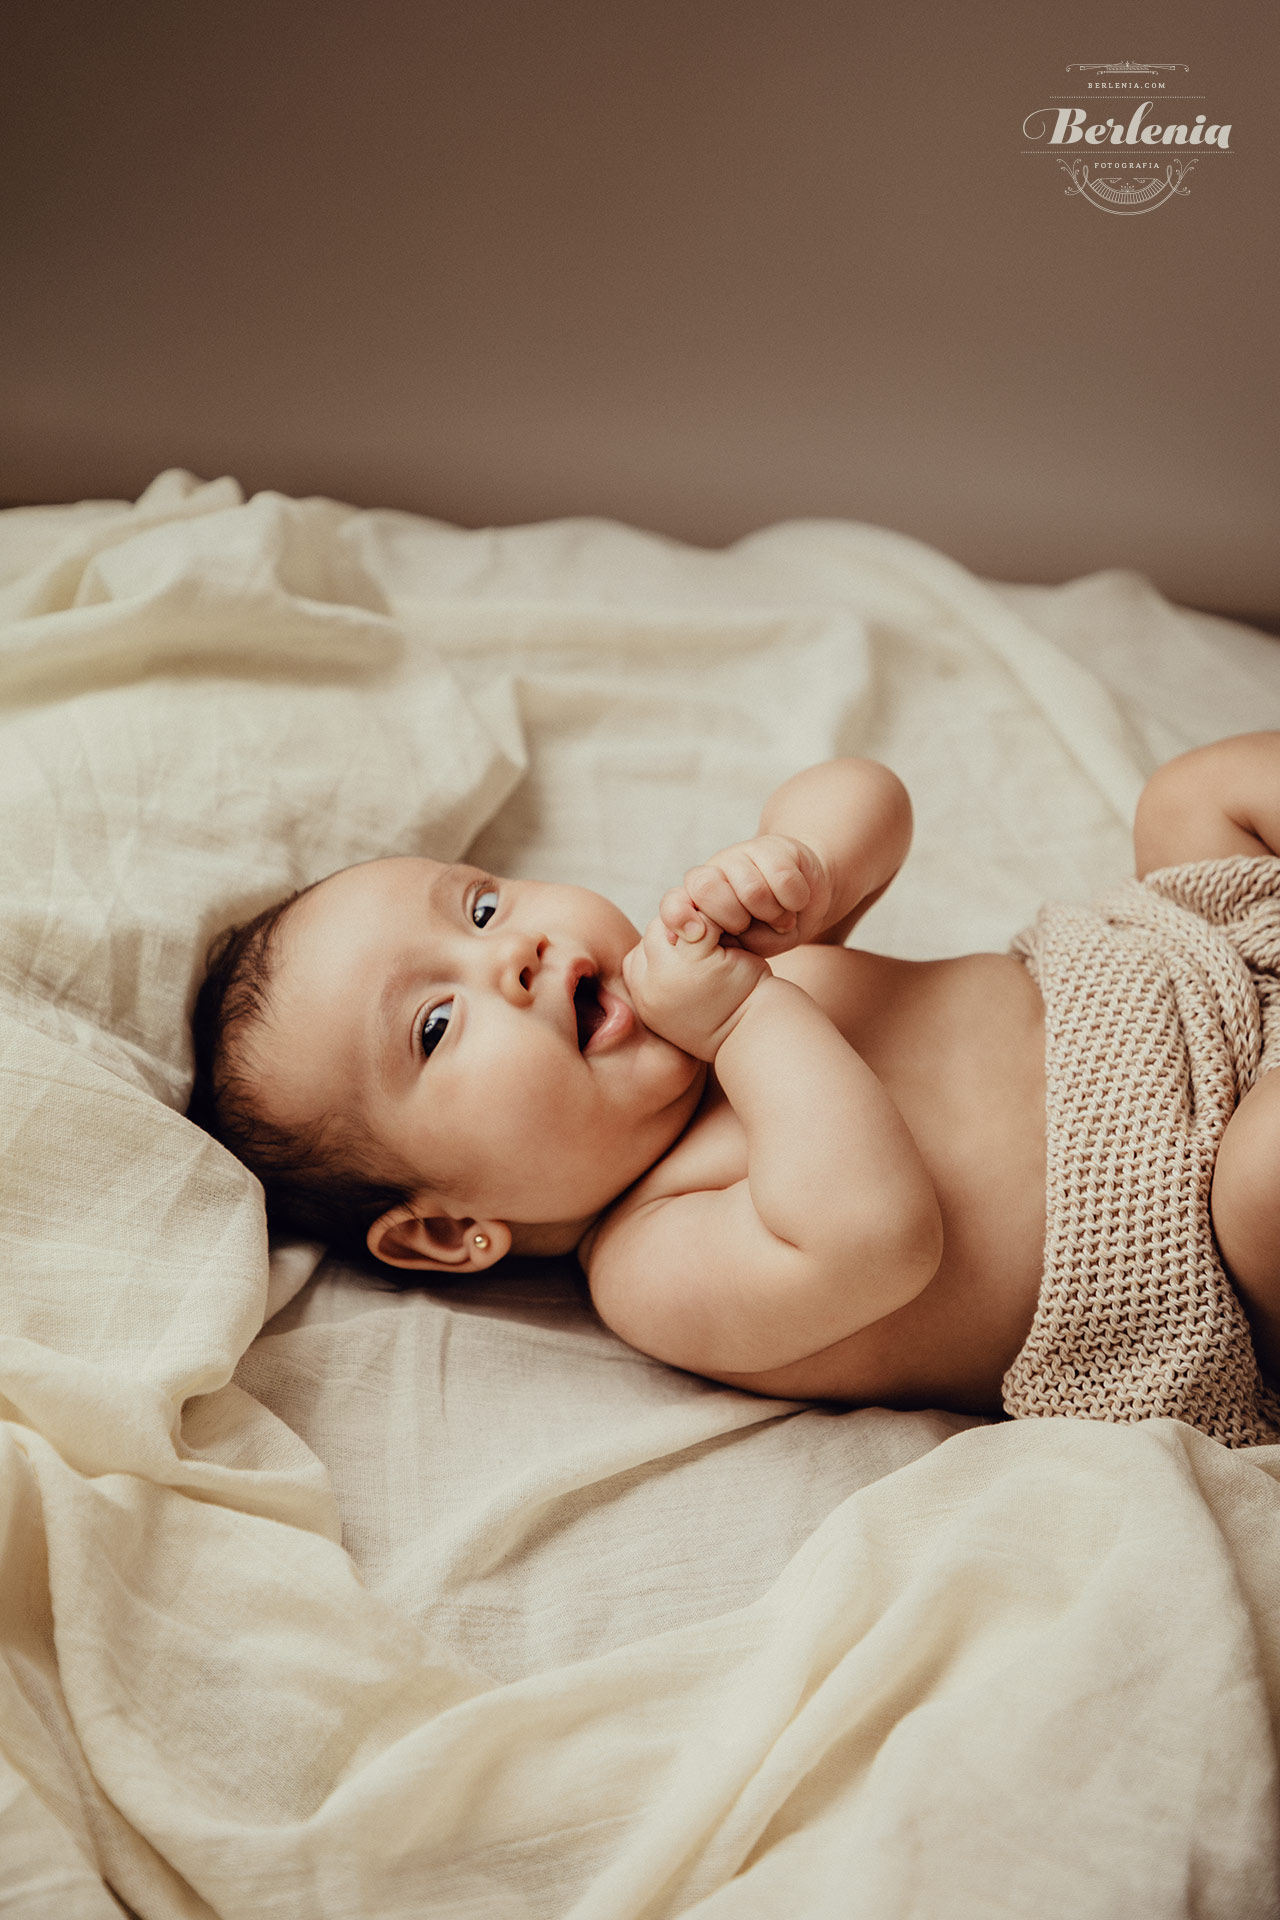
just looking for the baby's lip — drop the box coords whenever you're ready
[584,980,634,1054]
[565,961,635,1055]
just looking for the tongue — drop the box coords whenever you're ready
[575,977,606,1050]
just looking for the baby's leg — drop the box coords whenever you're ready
[1212,1067,1280,1380]
[1134,732,1280,876]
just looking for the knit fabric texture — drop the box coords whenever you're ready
[1003,854,1280,1448]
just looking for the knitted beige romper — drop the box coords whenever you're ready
[1002,854,1280,1448]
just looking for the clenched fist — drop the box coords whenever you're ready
[657,834,830,958]
[622,915,768,1062]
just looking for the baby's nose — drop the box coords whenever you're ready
[503,930,548,998]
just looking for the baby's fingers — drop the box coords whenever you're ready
[753,841,814,915]
[688,851,795,934]
[681,861,762,935]
[658,886,709,944]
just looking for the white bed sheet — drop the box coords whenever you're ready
[2,471,1280,1918]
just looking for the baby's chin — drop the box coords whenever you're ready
[530,1072,708,1218]
[628,1044,709,1159]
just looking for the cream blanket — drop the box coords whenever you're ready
[3,471,1280,1917]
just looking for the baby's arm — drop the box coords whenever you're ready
[602,924,942,1373]
[660,758,912,957]
[594,769,940,1378]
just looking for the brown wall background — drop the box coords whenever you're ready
[1,0,1276,618]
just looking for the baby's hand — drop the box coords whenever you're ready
[658,834,829,958]
[622,914,768,1062]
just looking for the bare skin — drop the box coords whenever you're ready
[586,736,1280,1408]
[244,736,1280,1419]
[595,945,1048,1414]
[581,763,1047,1416]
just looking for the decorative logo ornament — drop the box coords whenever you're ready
[1057,158,1194,215]
[1065,62,1188,77]
[1021,63,1232,216]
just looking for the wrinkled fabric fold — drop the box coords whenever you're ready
[2,472,1280,1916]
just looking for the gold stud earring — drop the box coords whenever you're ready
[472,1232,490,1251]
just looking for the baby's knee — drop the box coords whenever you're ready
[1135,734,1280,876]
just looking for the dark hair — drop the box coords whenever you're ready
[187,885,415,1265]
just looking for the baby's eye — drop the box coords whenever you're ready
[471,887,499,929]
[418,1000,453,1059]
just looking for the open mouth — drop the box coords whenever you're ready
[573,974,608,1051]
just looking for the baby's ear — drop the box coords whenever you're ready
[367,1203,511,1272]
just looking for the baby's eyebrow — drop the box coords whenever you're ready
[374,966,416,1086]
[371,865,458,1086]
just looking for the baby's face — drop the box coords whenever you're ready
[250,857,705,1232]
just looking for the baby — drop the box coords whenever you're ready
[189,736,1280,1444]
